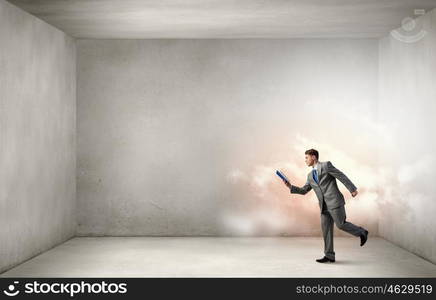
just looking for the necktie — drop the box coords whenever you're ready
[312,168,319,184]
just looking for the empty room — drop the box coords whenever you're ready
[1,0,436,294]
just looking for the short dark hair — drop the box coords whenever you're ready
[305,149,319,160]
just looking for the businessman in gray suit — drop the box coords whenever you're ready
[282,149,368,263]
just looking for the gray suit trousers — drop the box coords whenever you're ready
[321,201,366,260]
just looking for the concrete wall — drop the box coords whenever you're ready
[77,39,379,236]
[2,0,435,268]
[378,9,436,264]
[0,0,76,273]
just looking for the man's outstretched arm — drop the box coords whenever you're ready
[326,161,357,194]
[287,179,312,195]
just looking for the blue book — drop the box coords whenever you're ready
[276,170,290,183]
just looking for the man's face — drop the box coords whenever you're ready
[305,154,316,166]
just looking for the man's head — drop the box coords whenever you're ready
[304,149,319,167]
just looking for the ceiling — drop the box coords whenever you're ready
[6,0,436,39]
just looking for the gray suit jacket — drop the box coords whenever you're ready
[290,161,357,211]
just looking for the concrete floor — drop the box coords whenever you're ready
[1,237,436,277]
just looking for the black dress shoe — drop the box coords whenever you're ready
[316,256,335,263]
[360,230,369,246]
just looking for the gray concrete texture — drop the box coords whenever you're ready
[0,0,76,273]
[2,0,436,275]
[76,39,379,237]
[378,9,436,265]
[2,237,436,277]
[6,0,436,38]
